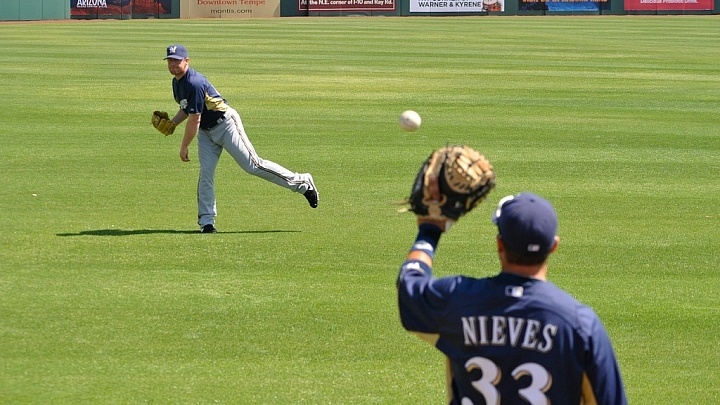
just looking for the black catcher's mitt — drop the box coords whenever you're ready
[408,145,496,222]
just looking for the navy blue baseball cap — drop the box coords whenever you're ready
[492,193,558,255]
[164,44,188,60]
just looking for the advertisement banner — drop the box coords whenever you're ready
[185,0,281,17]
[519,0,604,11]
[409,0,502,12]
[299,0,396,12]
[624,0,712,10]
[71,0,171,16]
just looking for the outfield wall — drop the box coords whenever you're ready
[0,0,716,20]
[0,0,69,20]
[282,0,719,15]
[0,0,180,20]
[68,0,180,19]
[179,0,280,18]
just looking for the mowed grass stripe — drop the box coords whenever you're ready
[0,16,718,404]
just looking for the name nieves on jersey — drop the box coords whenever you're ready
[462,315,559,353]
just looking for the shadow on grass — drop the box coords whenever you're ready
[56,229,300,237]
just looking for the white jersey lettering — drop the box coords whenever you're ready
[461,315,558,354]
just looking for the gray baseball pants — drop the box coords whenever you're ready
[196,107,312,227]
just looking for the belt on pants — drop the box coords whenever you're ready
[200,113,228,131]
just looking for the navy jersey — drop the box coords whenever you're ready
[397,260,627,405]
[172,67,229,130]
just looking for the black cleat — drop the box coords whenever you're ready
[303,174,319,208]
[200,224,218,234]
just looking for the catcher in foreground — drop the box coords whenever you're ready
[396,146,628,404]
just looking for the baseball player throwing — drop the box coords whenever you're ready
[398,148,627,404]
[152,44,318,233]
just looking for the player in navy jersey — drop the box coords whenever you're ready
[397,192,627,404]
[162,44,318,233]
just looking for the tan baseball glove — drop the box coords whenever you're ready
[407,145,496,223]
[151,111,177,136]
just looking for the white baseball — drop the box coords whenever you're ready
[399,110,422,132]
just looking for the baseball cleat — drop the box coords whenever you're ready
[200,224,218,233]
[303,174,319,208]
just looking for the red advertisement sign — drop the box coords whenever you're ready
[624,0,713,10]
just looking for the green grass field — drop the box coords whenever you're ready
[1,15,718,404]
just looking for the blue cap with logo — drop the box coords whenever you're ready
[492,192,558,255]
[164,44,188,60]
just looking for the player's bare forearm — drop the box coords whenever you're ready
[181,123,198,149]
[179,113,201,162]
[406,249,433,268]
[172,109,189,125]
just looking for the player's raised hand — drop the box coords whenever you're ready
[416,174,453,231]
[407,145,496,232]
